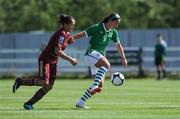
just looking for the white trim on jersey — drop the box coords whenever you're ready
[83,31,88,37]
[103,23,111,32]
[114,41,120,44]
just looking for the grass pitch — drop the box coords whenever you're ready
[0,78,180,119]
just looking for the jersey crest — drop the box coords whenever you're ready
[58,36,65,44]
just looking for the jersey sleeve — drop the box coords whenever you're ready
[85,24,98,37]
[57,35,65,50]
[112,29,120,44]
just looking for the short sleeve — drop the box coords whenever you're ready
[112,29,120,44]
[85,24,98,37]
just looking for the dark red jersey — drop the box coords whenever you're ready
[39,27,70,64]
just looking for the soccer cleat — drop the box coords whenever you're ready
[90,86,102,95]
[23,104,34,110]
[76,100,89,109]
[12,78,22,93]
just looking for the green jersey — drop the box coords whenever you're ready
[155,44,166,58]
[84,23,120,55]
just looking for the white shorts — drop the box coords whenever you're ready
[84,51,104,76]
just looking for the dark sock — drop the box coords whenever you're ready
[25,86,51,105]
[162,70,166,78]
[21,78,42,86]
[157,70,161,79]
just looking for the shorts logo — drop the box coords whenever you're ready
[96,53,100,57]
[58,36,65,44]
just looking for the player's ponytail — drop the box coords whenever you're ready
[58,14,75,25]
[102,12,121,23]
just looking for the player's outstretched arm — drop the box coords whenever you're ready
[55,46,78,66]
[69,31,86,43]
[115,43,127,67]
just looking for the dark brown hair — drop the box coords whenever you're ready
[102,12,121,23]
[58,14,75,25]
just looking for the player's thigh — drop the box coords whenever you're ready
[84,51,110,69]
[49,63,57,85]
[95,57,110,69]
[84,51,104,66]
[155,57,161,66]
[39,60,50,84]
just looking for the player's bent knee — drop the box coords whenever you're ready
[106,62,111,69]
[44,84,53,91]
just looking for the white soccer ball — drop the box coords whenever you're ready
[111,72,125,86]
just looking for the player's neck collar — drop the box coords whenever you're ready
[102,23,111,32]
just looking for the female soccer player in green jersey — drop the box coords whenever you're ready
[70,12,128,108]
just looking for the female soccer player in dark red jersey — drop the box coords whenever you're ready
[12,14,77,110]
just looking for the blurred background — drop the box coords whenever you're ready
[0,0,180,79]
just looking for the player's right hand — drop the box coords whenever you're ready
[68,37,74,44]
[70,58,78,66]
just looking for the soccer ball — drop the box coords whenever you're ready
[111,72,125,86]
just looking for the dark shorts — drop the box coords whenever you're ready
[38,60,57,84]
[155,57,164,65]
